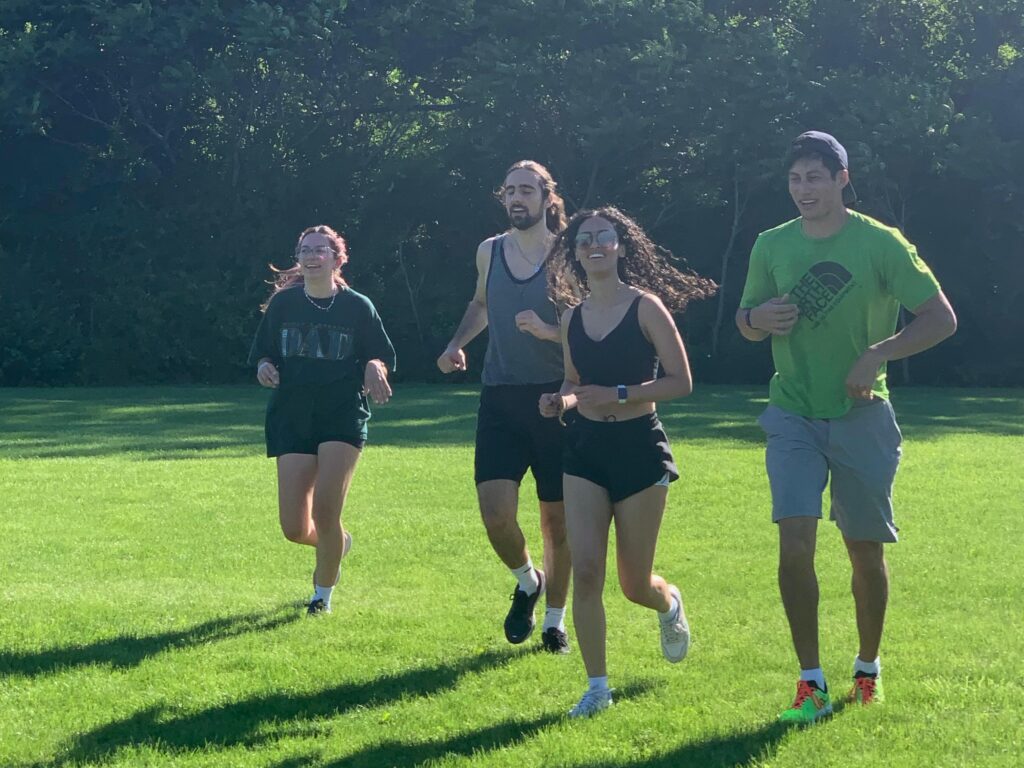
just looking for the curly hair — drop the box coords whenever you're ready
[494,160,568,234]
[547,206,717,313]
[260,225,349,311]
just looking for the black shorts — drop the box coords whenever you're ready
[563,412,679,503]
[474,382,565,502]
[265,385,368,457]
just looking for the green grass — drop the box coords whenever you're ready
[1,384,1022,767]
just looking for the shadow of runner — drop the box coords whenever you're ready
[268,681,660,768]
[588,721,791,768]
[0,607,300,679]
[318,714,562,768]
[44,648,531,766]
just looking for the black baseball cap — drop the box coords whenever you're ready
[790,130,858,204]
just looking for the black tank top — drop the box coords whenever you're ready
[567,295,659,386]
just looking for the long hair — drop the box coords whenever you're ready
[260,225,349,311]
[547,206,717,313]
[495,160,568,234]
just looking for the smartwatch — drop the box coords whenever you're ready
[617,384,628,404]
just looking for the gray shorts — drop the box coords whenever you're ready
[757,400,902,543]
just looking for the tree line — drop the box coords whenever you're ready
[1,0,1021,386]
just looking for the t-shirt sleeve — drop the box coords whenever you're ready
[739,234,776,309]
[247,296,280,367]
[880,231,941,311]
[358,299,397,373]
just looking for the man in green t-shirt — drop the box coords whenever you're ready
[736,131,957,724]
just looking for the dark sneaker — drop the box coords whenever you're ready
[306,598,331,616]
[504,569,546,644]
[541,626,570,654]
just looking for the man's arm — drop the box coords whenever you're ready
[437,240,492,373]
[845,291,957,399]
[735,294,800,342]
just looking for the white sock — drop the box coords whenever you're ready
[854,656,881,677]
[658,592,680,622]
[543,606,566,632]
[588,675,609,692]
[511,560,540,595]
[312,584,333,607]
[800,667,827,691]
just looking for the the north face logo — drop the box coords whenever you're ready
[790,261,855,327]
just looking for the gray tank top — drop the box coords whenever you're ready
[481,234,564,386]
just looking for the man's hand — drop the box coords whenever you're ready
[515,310,555,341]
[257,360,279,388]
[538,392,562,418]
[436,346,467,373]
[750,294,800,336]
[364,360,392,404]
[845,349,884,400]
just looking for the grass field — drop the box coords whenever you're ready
[1,384,1022,768]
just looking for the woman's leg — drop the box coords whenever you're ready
[311,441,361,589]
[277,454,319,546]
[613,484,672,612]
[564,474,613,678]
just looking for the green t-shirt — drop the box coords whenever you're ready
[248,285,396,392]
[739,211,940,419]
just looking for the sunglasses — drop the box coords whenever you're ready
[298,245,333,257]
[574,229,618,249]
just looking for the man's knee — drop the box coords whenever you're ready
[778,517,818,566]
[846,539,886,574]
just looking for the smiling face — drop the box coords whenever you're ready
[502,168,546,231]
[788,156,849,222]
[296,232,342,281]
[574,215,621,277]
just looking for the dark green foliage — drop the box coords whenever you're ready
[1,1,1021,385]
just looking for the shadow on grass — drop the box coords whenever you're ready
[266,681,656,768]
[1,607,300,679]
[42,647,533,767]
[1,384,1019,460]
[592,699,849,768]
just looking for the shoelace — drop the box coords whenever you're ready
[853,676,876,701]
[790,680,817,708]
[660,614,686,643]
[573,689,610,714]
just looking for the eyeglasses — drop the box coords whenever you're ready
[574,229,618,249]
[298,245,333,257]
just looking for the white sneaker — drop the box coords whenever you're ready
[568,687,613,719]
[659,585,691,663]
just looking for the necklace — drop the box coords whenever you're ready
[508,234,550,275]
[303,286,338,311]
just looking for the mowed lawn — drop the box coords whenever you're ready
[0,384,1021,768]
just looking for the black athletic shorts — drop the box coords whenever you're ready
[563,412,679,502]
[474,382,564,502]
[265,384,368,457]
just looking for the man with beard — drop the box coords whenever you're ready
[437,160,571,653]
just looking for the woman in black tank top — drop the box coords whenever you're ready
[538,206,716,718]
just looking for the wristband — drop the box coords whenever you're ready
[744,308,755,329]
[258,360,273,372]
[617,384,628,404]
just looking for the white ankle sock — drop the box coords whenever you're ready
[588,675,609,692]
[854,656,881,676]
[800,667,827,691]
[511,560,540,595]
[543,606,566,632]
[658,592,680,622]
[312,584,333,606]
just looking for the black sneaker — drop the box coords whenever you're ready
[541,626,570,654]
[503,569,545,644]
[306,598,331,616]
